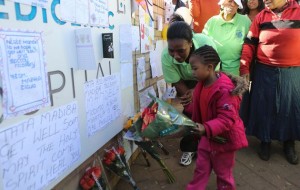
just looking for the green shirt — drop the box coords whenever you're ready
[203,13,251,76]
[161,33,217,83]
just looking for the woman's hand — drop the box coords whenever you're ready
[190,123,206,136]
[179,89,193,106]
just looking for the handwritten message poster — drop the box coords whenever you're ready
[85,73,122,136]
[60,0,89,24]
[75,28,97,70]
[139,5,154,53]
[89,0,109,27]
[0,30,50,119]
[0,101,81,190]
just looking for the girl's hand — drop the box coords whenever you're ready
[190,123,206,136]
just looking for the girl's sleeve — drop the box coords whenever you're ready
[203,91,240,137]
[240,15,261,75]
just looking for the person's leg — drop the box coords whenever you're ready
[186,149,212,190]
[283,140,299,165]
[212,151,236,190]
[259,141,271,161]
[179,134,199,166]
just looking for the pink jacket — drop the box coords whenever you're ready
[192,73,248,152]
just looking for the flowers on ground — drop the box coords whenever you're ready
[103,146,140,190]
[80,166,107,190]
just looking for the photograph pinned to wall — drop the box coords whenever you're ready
[136,57,146,91]
[118,0,126,13]
[156,79,167,100]
[102,33,114,58]
[0,29,50,119]
[131,26,140,51]
[138,86,157,110]
[75,28,97,70]
[84,74,122,136]
[139,5,154,53]
[89,0,109,27]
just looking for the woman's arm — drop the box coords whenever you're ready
[173,80,193,106]
[240,17,261,79]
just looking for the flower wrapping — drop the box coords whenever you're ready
[132,94,197,140]
[79,166,107,190]
[103,146,140,190]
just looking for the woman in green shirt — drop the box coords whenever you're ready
[203,0,251,76]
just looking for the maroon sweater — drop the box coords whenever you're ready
[240,0,300,75]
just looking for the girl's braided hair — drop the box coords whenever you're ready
[191,45,220,68]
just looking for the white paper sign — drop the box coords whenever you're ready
[60,0,89,24]
[119,25,133,63]
[12,0,49,8]
[131,26,140,51]
[0,30,50,119]
[0,101,81,190]
[157,15,163,31]
[85,74,122,136]
[89,0,109,27]
[75,28,97,70]
[117,0,126,13]
[136,57,146,91]
[139,86,157,110]
[121,63,133,89]
[157,79,166,100]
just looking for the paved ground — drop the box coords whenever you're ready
[115,137,300,190]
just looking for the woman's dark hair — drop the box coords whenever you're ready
[191,45,220,68]
[240,0,265,15]
[169,13,185,24]
[167,21,193,42]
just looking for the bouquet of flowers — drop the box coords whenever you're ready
[79,166,107,190]
[103,146,140,190]
[132,94,197,140]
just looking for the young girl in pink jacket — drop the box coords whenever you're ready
[186,45,248,190]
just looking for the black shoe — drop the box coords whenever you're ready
[258,141,271,161]
[283,140,299,165]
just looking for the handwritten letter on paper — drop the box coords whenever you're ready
[89,0,109,27]
[0,101,81,190]
[85,74,122,136]
[0,30,50,119]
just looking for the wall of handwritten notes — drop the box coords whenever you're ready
[0,0,133,189]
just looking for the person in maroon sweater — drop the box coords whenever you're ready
[240,0,300,164]
[187,45,248,190]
